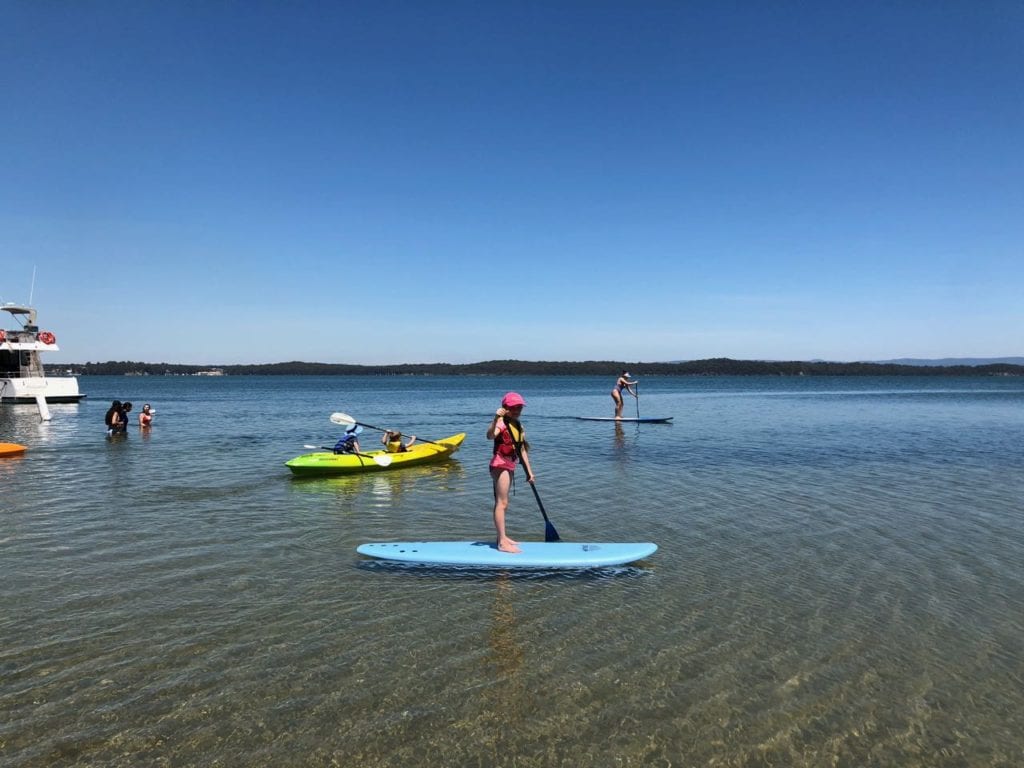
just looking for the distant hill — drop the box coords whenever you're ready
[53,357,1024,377]
[668,357,1024,367]
[875,357,1024,367]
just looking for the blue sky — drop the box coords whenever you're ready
[2,1,1021,364]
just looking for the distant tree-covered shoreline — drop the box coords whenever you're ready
[50,358,1024,377]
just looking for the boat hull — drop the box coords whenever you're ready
[286,433,466,476]
[0,376,85,403]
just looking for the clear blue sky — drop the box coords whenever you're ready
[2,1,1021,364]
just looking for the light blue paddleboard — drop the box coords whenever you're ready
[356,541,658,568]
[576,416,673,423]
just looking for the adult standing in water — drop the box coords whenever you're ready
[611,370,638,419]
[486,392,536,554]
[139,404,154,429]
[105,400,123,435]
[119,402,133,432]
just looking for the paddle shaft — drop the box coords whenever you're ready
[337,416,445,447]
[635,381,640,420]
[504,416,560,542]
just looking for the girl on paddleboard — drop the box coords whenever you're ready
[486,392,536,554]
[611,370,638,419]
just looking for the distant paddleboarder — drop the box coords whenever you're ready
[611,371,638,419]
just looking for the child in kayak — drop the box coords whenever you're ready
[486,392,536,554]
[381,430,417,453]
[333,425,362,454]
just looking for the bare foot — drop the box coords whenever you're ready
[497,538,522,553]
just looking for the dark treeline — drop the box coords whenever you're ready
[53,358,1024,377]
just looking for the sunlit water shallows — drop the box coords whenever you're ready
[3,375,1023,766]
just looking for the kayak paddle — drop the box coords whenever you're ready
[329,412,446,447]
[302,445,393,467]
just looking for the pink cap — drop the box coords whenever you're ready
[501,392,526,408]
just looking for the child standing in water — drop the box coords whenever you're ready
[486,392,536,554]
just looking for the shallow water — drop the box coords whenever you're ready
[3,375,1023,766]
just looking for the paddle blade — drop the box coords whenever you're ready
[544,520,561,542]
[330,412,356,426]
[373,454,393,467]
[528,482,561,542]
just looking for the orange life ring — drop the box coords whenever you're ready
[38,331,56,345]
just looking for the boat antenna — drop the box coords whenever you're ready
[29,266,37,305]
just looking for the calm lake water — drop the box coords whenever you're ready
[3,375,1023,767]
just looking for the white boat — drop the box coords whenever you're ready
[0,303,84,405]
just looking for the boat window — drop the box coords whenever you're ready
[0,350,18,376]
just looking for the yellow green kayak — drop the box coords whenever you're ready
[286,433,465,476]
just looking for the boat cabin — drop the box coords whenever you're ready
[0,304,46,379]
[1,302,83,406]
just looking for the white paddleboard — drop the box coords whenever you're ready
[576,416,673,423]
[356,541,658,568]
